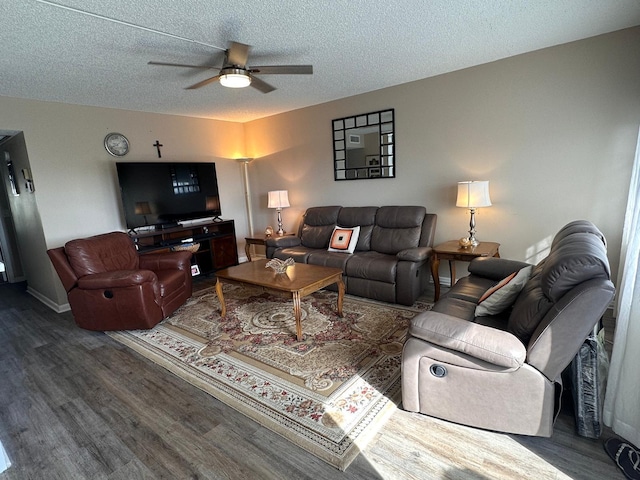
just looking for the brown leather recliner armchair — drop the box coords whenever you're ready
[401,221,615,436]
[47,231,193,331]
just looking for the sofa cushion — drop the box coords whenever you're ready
[371,206,426,254]
[410,313,527,369]
[540,233,609,302]
[344,251,397,283]
[431,297,478,321]
[550,220,606,249]
[65,232,139,277]
[274,246,314,263]
[328,226,360,254]
[445,276,496,304]
[337,206,378,251]
[507,230,609,344]
[475,266,532,317]
[300,206,341,249]
[307,251,352,270]
[376,205,426,228]
[507,263,553,343]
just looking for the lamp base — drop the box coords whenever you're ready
[276,209,285,236]
[467,208,479,247]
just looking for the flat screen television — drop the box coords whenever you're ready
[116,162,222,231]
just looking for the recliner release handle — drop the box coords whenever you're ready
[430,364,447,378]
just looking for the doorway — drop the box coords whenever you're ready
[0,132,26,283]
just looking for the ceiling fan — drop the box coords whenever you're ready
[33,3,312,93]
[149,41,313,93]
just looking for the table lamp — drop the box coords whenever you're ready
[268,190,290,236]
[456,181,491,246]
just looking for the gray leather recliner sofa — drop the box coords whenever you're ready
[401,220,615,436]
[266,205,437,305]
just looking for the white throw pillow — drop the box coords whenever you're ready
[475,266,533,317]
[327,226,360,254]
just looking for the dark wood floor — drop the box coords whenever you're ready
[0,280,624,480]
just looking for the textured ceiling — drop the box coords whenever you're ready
[2,1,640,122]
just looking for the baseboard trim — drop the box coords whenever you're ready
[27,287,70,313]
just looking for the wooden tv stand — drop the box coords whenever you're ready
[129,220,239,275]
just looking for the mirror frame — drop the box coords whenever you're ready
[332,108,395,181]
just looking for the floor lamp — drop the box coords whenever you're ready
[237,158,254,235]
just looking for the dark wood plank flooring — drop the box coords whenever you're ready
[0,280,624,479]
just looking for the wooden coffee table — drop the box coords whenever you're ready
[214,259,345,341]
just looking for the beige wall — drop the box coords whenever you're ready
[245,27,640,283]
[0,98,247,307]
[1,27,638,308]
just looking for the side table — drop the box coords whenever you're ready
[244,236,269,262]
[431,241,500,301]
[244,234,294,261]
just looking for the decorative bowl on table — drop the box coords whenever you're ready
[171,242,200,253]
[266,257,294,274]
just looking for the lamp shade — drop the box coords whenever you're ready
[134,201,151,215]
[205,195,220,211]
[456,181,492,208]
[268,190,290,209]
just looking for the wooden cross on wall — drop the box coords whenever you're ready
[153,140,163,158]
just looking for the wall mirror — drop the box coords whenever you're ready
[332,108,394,181]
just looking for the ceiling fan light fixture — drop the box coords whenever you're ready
[219,68,251,88]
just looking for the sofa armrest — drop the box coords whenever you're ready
[396,246,432,262]
[265,236,301,248]
[409,311,526,368]
[468,257,532,281]
[139,251,192,271]
[77,270,158,289]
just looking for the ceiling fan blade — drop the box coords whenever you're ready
[186,74,222,90]
[148,61,219,70]
[249,75,276,94]
[249,65,313,75]
[227,41,250,67]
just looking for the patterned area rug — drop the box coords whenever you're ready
[108,285,431,470]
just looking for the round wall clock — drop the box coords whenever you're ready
[104,132,130,157]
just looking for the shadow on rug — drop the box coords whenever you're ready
[108,285,431,470]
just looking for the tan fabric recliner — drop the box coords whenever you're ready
[48,231,193,331]
[401,221,615,436]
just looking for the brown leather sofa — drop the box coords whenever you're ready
[48,231,193,331]
[266,206,437,305]
[401,220,615,436]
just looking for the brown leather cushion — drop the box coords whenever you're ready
[65,231,139,277]
[337,206,378,251]
[300,206,342,249]
[155,268,187,298]
[370,206,425,254]
[344,251,397,283]
[508,229,610,344]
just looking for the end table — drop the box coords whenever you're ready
[244,236,269,262]
[431,241,500,301]
[244,234,294,261]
